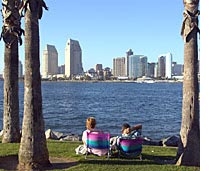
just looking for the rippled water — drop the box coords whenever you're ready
[0,81,183,140]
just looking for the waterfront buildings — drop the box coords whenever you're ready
[139,56,148,77]
[129,55,141,79]
[157,53,173,78]
[58,65,65,74]
[125,49,134,77]
[128,55,148,79]
[165,53,172,79]
[157,55,166,78]
[147,62,156,78]
[95,64,103,72]
[65,39,84,78]
[113,57,126,77]
[42,44,58,78]
[172,62,183,76]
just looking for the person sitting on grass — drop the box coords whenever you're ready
[110,123,142,151]
[75,117,107,156]
[120,123,142,138]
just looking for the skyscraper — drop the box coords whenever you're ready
[147,62,156,77]
[139,56,148,77]
[113,57,126,77]
[158,55,166,78]
[42,44,58,78]
[125,49,133,77]
[65,39,83,78]
[165,53,172,79]
[129,55,141,79]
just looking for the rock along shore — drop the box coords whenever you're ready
[0,129,180,147]
[44,129,180,147]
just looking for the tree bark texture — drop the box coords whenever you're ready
[176,0,200,166]
[18,1,50,170]
[3,41,20,143]
[1,0,22,143]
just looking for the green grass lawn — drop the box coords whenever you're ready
[0,140,200,171]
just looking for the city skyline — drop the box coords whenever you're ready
[0,0,189,74]
[18,44,184,76]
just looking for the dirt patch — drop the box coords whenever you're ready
[0,155,78,171]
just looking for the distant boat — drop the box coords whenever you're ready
[144,80,155,84]
[136,77,155,84]
[136,80,144,84]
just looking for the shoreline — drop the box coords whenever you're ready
[44,129,180,147]
[41,79,183,83]
[0,79,184,84]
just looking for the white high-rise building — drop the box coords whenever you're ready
[42,44,58,78]
[165,53,172,79]
[65,39,83,78]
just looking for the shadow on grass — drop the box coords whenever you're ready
[79,154,176,165]
[0,155,78,171]
[45,161,78,170]
[0,155,18,170]
[142,154,176,164]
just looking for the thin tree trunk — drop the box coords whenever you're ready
[18,1,50,170]
[176,0,200,166]
[1,0,22,143]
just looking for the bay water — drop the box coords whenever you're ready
[0,81,183,140]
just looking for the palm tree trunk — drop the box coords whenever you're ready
[1,0,21,143]
[176,0,200,166]
[3,41,20,143]
[18,0,50,170]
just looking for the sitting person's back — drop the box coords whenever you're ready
[110,123,142,150]
[76,117,108,156]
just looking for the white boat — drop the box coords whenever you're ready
[144,80,155,83]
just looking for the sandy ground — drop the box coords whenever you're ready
[0,155,78,171]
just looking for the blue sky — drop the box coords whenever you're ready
[0,0,188,73]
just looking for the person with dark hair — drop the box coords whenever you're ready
[121,123,142,137]
[110,123,142,151]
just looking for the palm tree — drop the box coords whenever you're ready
[18,0,50,170]
[1,0,23,143]
[176,0,200,166]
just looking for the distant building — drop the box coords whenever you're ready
[18,60,23,78]
[154,63,158,78]
[103,67,112,80]
[147,62,156,77]
[129,55,141,79]
[125,49,133,77]
[172,62,183,76]
[139,56,147,77]
[158,55,166,78]
[65,39,84,78]
[113,57,126,77]
[165,53,172,79]
[42,44,58,78]
[95,64,103,72]
[58,65,65,74]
